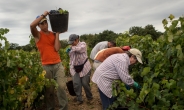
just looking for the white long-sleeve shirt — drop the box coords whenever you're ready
[92,53,134,98]
[90,41,108,60]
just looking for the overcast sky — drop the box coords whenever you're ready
[0,0,184,46]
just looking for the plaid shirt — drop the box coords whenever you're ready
[69,41,91,77]
[92,53,134,98]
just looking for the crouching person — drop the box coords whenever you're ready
[92,48,142,110]
[93,46,131,70]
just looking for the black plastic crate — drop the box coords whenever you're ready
[49,13,69,33]
[66,80,76,96]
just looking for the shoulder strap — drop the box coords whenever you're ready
[83,58,88,64]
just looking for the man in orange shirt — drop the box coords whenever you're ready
[30,11,68,110]
[93,46,131,70]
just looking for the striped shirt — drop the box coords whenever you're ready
[69,41,91,77]
[92,53,134,98]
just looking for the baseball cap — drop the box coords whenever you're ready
[68,34,79,44]
[128,48,143,64]
[36,15,47,23]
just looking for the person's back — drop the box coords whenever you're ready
[93,46,130,70]
[90,41,108,60]
[94,47,124,62]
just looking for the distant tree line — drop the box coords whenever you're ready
[8,24,163,51]
[129,24,163,40]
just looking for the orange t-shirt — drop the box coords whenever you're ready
[36,31,61,65]
[95,47,124,62]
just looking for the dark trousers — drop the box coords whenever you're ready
[98,88,129,110]
[72,70,93,102]
[98,88,116,110]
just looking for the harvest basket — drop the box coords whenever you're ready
[66,80,76,96]
[49,13,69,33]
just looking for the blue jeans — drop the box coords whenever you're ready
[98,88,116,110]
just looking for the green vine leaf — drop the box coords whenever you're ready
[141,67,150,77]
[168,34,173,42]
[168,14,175,20]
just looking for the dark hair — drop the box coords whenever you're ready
[126,51,133,57]
[109,41,116,46]
[126,51,137,59]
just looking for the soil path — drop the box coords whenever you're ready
[67,75,102,110]
[35,72,102,110]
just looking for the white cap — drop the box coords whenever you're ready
[128,48,143,64]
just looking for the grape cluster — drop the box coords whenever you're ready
[49,10,60,15]
[49,8,68,15]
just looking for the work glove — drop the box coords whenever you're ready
[125,84,130,90]
[66,48,71,53]
[133,82,141,90]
